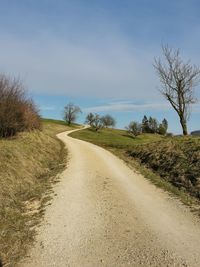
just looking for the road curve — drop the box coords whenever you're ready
[20,128,200,267]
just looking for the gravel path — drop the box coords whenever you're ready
[20,128,200,267]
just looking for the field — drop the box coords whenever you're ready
[70,128,164,148]
[71,128,200,207]
[0,119,76,266]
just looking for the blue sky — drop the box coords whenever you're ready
[0,0,200,133]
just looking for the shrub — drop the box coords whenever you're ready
[0,74,41,138]
[126,121,142,136]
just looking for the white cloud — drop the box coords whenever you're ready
[83,101,170,113]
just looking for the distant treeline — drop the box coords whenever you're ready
[126,116,168,136]
[85,112,116,131]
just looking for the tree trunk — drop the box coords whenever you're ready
[180,118,188,135]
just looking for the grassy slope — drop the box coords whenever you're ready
[127,137,200,199]
[0,119,76,267]
[71,128,164,149]
[70,128,200,207]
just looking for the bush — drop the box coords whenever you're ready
[0,74,41,138]
[126,121,142,136]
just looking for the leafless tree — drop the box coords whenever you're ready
[101,114,116,128]
[85,112,95,126]
[92,114,103,131]
[154,45,200,135]
[63,103,81,125]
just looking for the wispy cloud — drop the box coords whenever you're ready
[83,101,170,113]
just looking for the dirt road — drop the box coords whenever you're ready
[20,128,200,267]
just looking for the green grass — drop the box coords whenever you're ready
[42,118,80,127]
[71,127,164,149]
[42,117,68,125]
[70,128,200,209]
[0,119,76,267]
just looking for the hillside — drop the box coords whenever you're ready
[127,137,200,199]
[71,128,200,205]
[0,119,76,266]
[191,130,200,136]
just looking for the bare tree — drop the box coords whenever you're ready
[101,114,116,128]
[63,103,81,125]
[154,45,200,135]
[85,112,95,126]
[92,114,103,131]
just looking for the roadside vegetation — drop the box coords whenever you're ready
[0,119,76,267]
[127,137,200,200]
[0,74,41,138]
[70,128,200,208]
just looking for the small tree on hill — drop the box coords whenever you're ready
[162,118,168,133]
[152,118,158,133]
[142,115,150,133]
[148,117,158,133]
[158,119,168,135]
[85,112,95,126]
[126,121,142,137]
[63,103,81,125]
[92,114,103,131]
[101,114,116,128]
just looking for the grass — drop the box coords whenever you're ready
[71,127,164,149]
[42,117,69,125]
[42,118,80,127]
[70,128,200,209]
[127,136,200,200]
[0,119,76,267]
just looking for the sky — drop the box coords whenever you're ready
[0,0,200,133]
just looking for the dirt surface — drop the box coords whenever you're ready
[20,128,200,267]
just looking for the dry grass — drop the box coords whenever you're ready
[127,136,200,199]
[0,119,75,267]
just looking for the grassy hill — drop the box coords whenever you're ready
[191,130,200,136]
[71,127,164,148]
[0,119,76,267]
[71,128,200,207]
